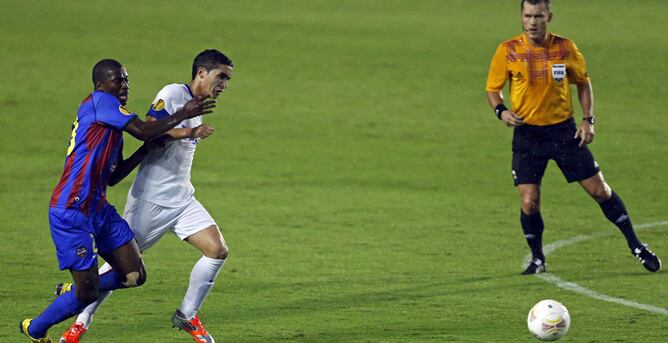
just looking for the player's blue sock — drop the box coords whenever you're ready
[69,269,128,293]
[28,270,127,337]
[28,290,83,338]
[520,210,545,261]
[598,191,641,249]
[98,269,127,291]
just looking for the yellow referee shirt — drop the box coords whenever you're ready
[486,33,590,126]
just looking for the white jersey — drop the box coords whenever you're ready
[130,84,201,208]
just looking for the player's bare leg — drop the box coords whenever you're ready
[185,225,228,260]
[518,184,541,215]
[99,239,146,287]
[578,171,611,202]
[580,172,661,272]
[172,225,228,343]
[518,184,546,274]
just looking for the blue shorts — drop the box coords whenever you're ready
[49,203,135,271]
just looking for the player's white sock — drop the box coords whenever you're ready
[76,262,114,329]
[178,255,225,319]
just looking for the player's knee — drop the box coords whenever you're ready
[520,197,540,214]
[205,244,228,260]
[592,184,612,202]
[122,270,146,288]
[219,244,229,260]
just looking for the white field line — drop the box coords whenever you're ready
[523,221,668,316]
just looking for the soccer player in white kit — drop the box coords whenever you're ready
[59,49,233,343]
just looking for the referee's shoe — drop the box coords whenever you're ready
[522,258,546,275]
[633,244,661,272]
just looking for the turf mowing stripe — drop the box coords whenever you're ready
[523,220,668,316]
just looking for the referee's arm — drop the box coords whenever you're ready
[487,91,523,127]
[576,80,594,119]
[574,80,595,147]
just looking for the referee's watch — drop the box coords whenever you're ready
[582,115,595,124]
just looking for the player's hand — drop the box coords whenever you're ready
[500,110,524,128]
[181,96,216,119]
[190,124,215,139]
[574,121,595,147]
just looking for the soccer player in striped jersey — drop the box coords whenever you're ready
[20,59,215,343]
[59,50,233,343]
[486,0,661,274]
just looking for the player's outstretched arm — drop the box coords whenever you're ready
[124,96,215,141]
[108,136,170,186]
[145,115,215,140]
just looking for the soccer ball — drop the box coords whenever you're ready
[527,299,570,341]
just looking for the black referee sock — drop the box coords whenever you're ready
[520,210,545,262]
[598,191,641,249]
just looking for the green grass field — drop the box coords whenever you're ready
[1,1,668,342]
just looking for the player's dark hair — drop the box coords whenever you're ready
[521,0,551,12]
[92,59,123,84]
[191,49,233,80]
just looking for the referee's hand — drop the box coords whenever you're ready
[500,110,524,128]
[574,121,595,147]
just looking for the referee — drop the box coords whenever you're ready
[485,0,660,274]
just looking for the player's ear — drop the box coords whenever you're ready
[548,12,553,23]
[197,67,208,80]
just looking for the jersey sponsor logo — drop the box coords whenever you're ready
[153,99,165,111]
[119,105,132,115]
[551,64,566,82]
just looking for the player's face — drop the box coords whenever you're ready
[201,64,232,99]
[99,67,130,105]
[521,2,552,45]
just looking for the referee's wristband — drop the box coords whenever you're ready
[494,104,508,120]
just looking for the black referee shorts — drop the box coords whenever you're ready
[511,118,600,186]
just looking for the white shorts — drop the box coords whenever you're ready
[123,194,218,251]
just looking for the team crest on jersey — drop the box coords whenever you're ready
[551,64,566,82]
[119,105,132,115]
[153,99,165,111]
[76,246,88,258]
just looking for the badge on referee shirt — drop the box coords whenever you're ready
[552,64,566,82]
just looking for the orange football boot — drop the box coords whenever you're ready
[59,322,86,343]
[171,309,215,343]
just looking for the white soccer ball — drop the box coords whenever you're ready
[527,299,571,341]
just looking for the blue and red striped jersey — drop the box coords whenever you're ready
[50,91,137,214]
